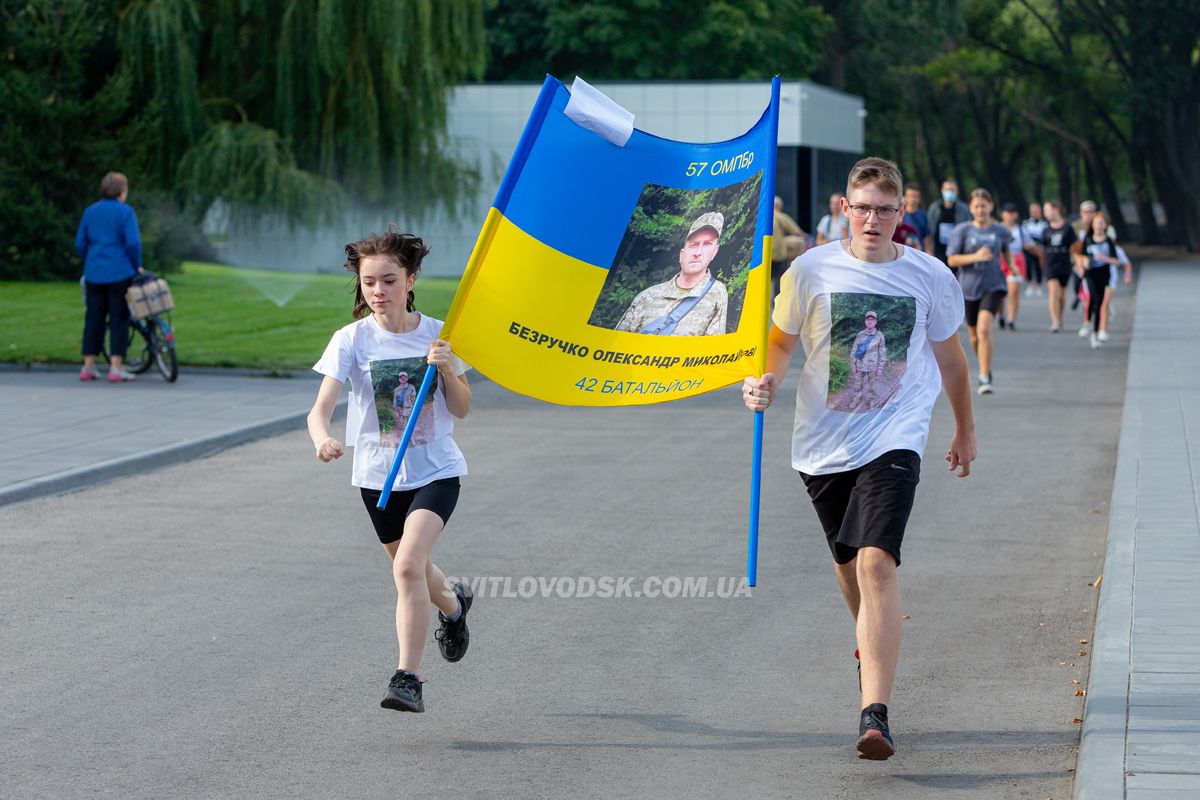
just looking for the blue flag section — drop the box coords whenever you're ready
[385,77,781,583]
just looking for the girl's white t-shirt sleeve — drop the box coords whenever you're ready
[771,260,806,335]
[313,327,353,382]
[927,271,966,342]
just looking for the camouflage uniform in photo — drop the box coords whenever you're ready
[615,211,730,336]
[849,327,887,409]
[615,276,728,336]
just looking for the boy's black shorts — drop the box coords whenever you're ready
[799,449,921,566]
[359,477,460,544]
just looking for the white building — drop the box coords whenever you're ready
[214,80,864,276]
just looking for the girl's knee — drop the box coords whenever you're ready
[392,556,426,585]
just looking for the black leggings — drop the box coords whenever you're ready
[82,279,133,358]
[1085,267,1108,333]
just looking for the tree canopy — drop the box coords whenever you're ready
[1,0,487,279]
[4,0,1196,283]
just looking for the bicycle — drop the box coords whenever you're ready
[120,312,178,382]
[89,274,179,382]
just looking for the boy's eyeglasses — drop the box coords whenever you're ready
[846,204,900,220]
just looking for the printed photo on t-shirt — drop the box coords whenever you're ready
[827,292,916,414]
[370,357,438,448]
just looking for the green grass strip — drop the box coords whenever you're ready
[0,261,461,370]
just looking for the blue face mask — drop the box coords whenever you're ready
[942,190,957,203]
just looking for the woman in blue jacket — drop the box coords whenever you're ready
[76,172,143,382]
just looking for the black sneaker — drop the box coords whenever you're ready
[997,317,1006,330]
[434,580,473,662]
[381,669,424,712]
[856,704,895,760]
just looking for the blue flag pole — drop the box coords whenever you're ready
[376,363,438,510]
[746,76,780,588]
[748,410,764,586]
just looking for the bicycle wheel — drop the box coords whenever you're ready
[124,319,154,374]
[151,316,178,382]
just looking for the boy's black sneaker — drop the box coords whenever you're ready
[856,704,895,760]
[380,669,424,712]
[435,580,473,662]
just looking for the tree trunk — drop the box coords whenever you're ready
[1127,135,1160,245]
[1050,138,1072,211]
[1160,94,1200,251]
[1086,136,1127,237]
[1148,145,1188,247]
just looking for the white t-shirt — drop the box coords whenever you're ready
[313,314,468,491]
[1006,223,1028,251]
[774,241,965,475]
[817,213,850,242]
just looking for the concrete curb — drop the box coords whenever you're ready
[0,361,316,379]
[0,400,345,508]
[1073,292,1142,798]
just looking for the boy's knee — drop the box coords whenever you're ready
[857,547,897,584]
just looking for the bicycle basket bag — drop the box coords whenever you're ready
[126,277,174,319]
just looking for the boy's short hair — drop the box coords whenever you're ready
[100,172,127,199]
[846,158,903,202]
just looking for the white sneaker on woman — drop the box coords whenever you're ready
[1078,324,1090,338]
[1098,330,1110,343]
[1090,333,1101,349]
[107,368,137,382]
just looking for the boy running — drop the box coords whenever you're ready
[742,157,977,760]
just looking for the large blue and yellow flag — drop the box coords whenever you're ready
[442,76,781,405]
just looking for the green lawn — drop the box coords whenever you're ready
[0,262,461,370]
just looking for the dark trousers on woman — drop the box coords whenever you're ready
[1027,252,1043,286]
[82,279,133,358]
[1085,267,1108,333]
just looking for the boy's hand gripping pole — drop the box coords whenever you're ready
[376,363,438,510]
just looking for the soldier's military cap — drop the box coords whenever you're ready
[686,212,724,241]
[865,310,877,319]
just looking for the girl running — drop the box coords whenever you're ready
[307,229,473,713]
[999,202,1027,330]
[1040,202,1075,332]
[1073,210,1131,348]
[947,188,1013,395]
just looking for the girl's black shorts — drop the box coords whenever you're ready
[359,477,460,544]
[963,291,1006,327]
[799,449,921,567]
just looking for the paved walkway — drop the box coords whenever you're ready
[1076,260,1200,799]
[0,367,335,506]
[2,260,1198,797]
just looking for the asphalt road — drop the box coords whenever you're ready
[1,288,1130,800]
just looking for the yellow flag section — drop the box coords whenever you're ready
[444,77,781,406]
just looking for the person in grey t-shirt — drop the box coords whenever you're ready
[946,188,1012,396]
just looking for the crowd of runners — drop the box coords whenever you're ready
[811,180,1135,396]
